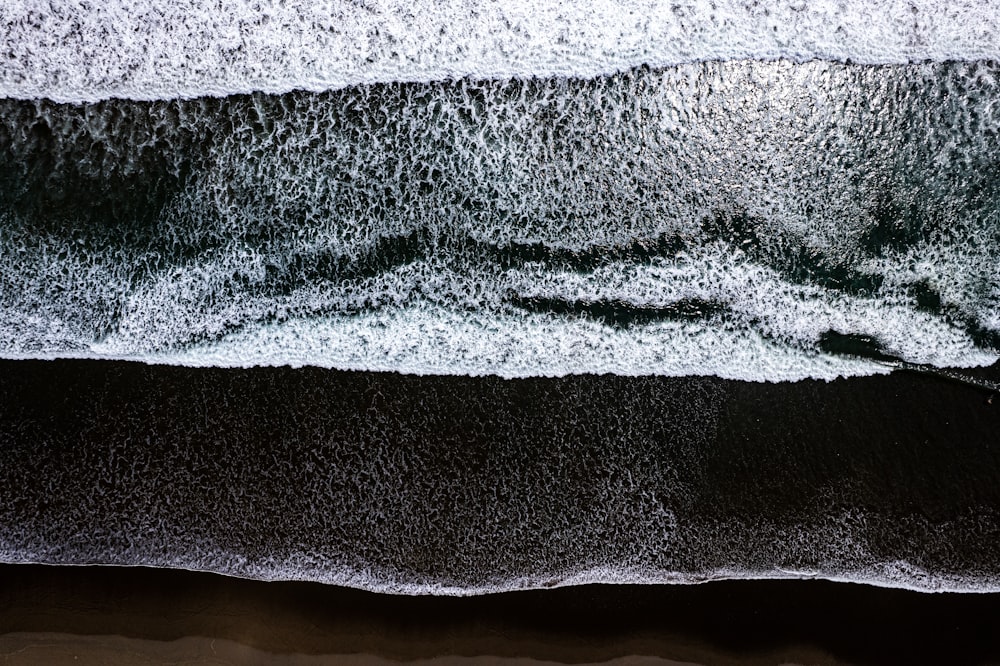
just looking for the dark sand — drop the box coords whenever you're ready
[1,564,999,665]
[1,360,1000,664]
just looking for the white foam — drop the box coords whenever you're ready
[56,239,988,381]
[4,0,1000,102]
[3,239,995,381]
[4,553,999,595]
[509,250,997,368]
[2,61,998,380]
[94,301,886,382]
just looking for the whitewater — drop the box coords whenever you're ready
[3,0,1000,102]
[1,57,998,380]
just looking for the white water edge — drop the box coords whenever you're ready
[3,303,995,383]
[3,250,997,382]
[3,557,999,595]
[4,0,1000,102]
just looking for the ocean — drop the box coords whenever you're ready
[1,0,1000,599]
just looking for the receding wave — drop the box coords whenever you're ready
[3,0,1000,102]
[1,60,998,380]
[1,361,998,594]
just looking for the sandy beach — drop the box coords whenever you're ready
[4,5,1000,662]
[1,564,1000,665]
[1,360,999,663]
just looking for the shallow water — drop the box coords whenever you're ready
[2,0,1000,598]
[1,360,998,593]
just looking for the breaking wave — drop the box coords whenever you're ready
[1,61,998,380]
[4,0,1000,102]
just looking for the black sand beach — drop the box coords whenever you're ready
[1,564,999,665]
[1,359,999,663]
[4,7,1000,665]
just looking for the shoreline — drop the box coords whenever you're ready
[7,559,1000,596]
[1,360,999,662]
[2,564,1000,665]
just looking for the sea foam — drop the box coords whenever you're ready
[1,61,998,380]
[3,0,1000,102]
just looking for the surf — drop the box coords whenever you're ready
[4,1,1000,102]
[2,61,998,379]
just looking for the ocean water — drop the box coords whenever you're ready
[1,0,999,594]
[0,360,998,594]
[4,0,1000,102]
[1,60,999,379]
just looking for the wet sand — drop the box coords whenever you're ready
[1,360,999,663]
[1,564,999,665]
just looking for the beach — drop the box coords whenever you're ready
[2,564,1000,665]
[1,360,999,662]
[3,2,1000,663]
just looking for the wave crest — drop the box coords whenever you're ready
[4,0,1000,102]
